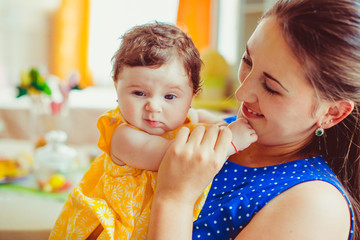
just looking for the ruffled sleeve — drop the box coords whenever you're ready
[96,107,123,155]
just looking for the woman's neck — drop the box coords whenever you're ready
[228,140,317,168]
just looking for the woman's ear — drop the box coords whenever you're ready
[320,100,354,129]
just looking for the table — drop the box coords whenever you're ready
[0,139,94,240]
[0,86,117,145]
[0,188,65,240]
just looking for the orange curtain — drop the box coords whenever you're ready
[176,0,211,51]
[50,0,92,88]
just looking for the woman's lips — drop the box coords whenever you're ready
[241,104,264,119]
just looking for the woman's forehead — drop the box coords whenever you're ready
[247,17,309,92]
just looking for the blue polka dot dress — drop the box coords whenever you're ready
[193,156,355,240]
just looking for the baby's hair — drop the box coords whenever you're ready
[111,21,202,94]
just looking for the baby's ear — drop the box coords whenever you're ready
[323,100,354,129]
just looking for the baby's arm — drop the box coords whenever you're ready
[188,108,226,124]
[110,116,257,171]
[227,117,258,156]
[110,123,171,171]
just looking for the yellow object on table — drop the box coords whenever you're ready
[49,174,66,189]
[0,152,33,182]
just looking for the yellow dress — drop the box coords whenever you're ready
[49,107,211,240]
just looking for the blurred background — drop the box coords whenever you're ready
[0,1,277,239]
[0,0,277,87]
[0,0,277,144]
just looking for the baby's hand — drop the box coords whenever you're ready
[228,118,257,152]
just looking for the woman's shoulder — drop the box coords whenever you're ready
[279,180,351,219]
[238,180,352,240]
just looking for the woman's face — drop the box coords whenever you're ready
[235,16,328,148]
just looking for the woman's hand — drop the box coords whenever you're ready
[148,125,232,240]
[155,124,232,205]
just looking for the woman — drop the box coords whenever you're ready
[148,0,360,239]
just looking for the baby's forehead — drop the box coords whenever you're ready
[119,62,192,86]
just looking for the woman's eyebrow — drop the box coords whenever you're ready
[246,44,289,92]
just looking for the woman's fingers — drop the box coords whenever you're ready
[172,127,190,146]
[186,125,206,146]
[201,125,221,149]
[156,124,232,205]
[173,125,231,152]
[214,127,232,153]
[177,125,232,156]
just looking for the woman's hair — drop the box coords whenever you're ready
[263,0,360,238]
[111,21,202,94]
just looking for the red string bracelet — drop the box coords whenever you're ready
[231,141,238,153]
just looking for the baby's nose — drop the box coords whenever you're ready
[145,99,161,112]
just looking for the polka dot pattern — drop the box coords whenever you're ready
[193,156,354,240]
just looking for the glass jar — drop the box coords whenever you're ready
[33,130,77,192]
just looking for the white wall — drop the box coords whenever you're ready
[0,0,60,89]
[0,0,278,89]
[88,0,179,86]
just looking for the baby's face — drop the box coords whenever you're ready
[115,58,194,135]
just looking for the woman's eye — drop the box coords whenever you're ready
[262,81,279,95]
[133,91,145,96]
[164,94,176,100]
[242,55,252,67]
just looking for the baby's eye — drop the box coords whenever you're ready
[164,94,176,100]
[133,91,145,97]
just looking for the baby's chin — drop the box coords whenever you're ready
[142,127,167,136]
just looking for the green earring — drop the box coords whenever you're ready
[315,127,324,136]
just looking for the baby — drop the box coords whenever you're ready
[49,22,257,240]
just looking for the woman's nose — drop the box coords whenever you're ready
[235,73,258,103]
[145,99,161,112]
